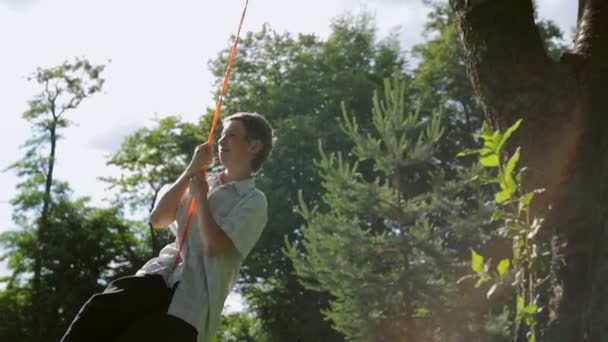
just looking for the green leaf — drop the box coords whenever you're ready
[497,259,510,277]
[517,295,525,311]
[525,303,538,315]
[480,153,499,167]
[456,149,479,158]
[504,147,520,191]
[484,130,502,154]
[521,192,535,206]
[495,189,513,204]
[475,276,490,288]
[479,147,493,156]
[471,249,484,274]
[480,122,502,153]
[414,307,432,318]
[505,148,521,174]
[498,118,523,154]
[479,176,499,185]
[492,209,510,222]
[480,121,493,140]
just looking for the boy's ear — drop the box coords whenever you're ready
[248,139,263,154]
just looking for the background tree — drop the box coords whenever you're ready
[8,58,105,341]
[213,311,270,342]
[286,73,512,341]
[1,182,146,341]
[101,115,206,256]
[0,59,146,342]
[411,2,480,160]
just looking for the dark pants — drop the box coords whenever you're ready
[60,274,198,342]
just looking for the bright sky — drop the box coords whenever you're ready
[0,0,577,312]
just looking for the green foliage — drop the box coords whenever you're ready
[102,115,206,211]
[214,311,270,342]
[8,58,106,219]
[101,115,207,255]
[411,3,482,166]
[0,285,32,341]
[22,58,105,126]
[535,19,571,60]
[458,119,550,342]
[286,72,505,341]
[0,183,146,341]
[0,59,147,342]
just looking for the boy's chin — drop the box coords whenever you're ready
[219,158,251,172]
[219,156,238,170]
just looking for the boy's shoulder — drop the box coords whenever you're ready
[251,187,266,201]
[245,185,266,203]
[242,186,267,214]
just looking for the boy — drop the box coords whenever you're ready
[60,112,273,342]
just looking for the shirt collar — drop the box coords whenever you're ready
[212,172,255,196]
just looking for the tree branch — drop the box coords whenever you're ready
[58,95,83,117]
[448,0,575,128]
[44,79,57,120]
[578,0,585,23]
[575,0,608,63]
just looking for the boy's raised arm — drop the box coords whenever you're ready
[149,170,191,228]
[150,143,214,228]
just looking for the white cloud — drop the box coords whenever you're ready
[89,121,143,153]
[0,0,40,10]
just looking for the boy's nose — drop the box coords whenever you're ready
[218,140,228,150]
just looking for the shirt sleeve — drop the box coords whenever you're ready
[216,191,268,259]
[135,240,178,280]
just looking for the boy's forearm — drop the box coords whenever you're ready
[195,196,232,257]
[150,169,192,228]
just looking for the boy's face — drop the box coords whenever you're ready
[218,119,261,171]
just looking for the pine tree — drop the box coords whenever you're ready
[286,73,510,341]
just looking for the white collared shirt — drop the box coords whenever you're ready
[136,173,268,341]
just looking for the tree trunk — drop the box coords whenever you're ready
[149,188,161,256]
[33,119,58,340]
[449,0,608,341]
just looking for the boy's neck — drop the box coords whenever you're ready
[221,167,253,184]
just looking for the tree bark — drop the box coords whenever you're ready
[33,106,59,341]
[449,0,608,341]
[149,188,160,257]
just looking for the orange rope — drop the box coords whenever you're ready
[173,0,249,269]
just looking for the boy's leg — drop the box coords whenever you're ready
[113,312,198,342]
[60,274,171,342]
